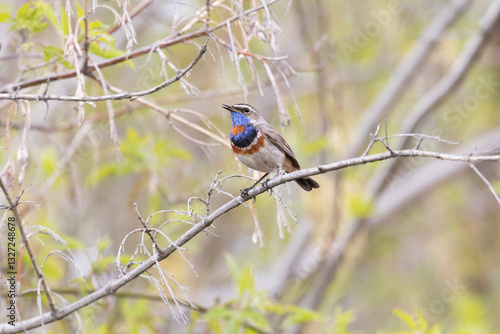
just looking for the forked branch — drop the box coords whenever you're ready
[1,146,499,333]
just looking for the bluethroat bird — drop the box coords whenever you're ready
[223,103,320,194]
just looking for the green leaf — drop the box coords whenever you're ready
[62,235,85,250]
[224,318,241,333]
[9,3,48,32]
[224,254,255,297]
[280,305,323,327]
[16,3,29,18]
[239,308,270,330]
[393,309,420,330]
[89,20,103,30]
[60,3,69,35]
[331,307,355,334]
[428,324,442,334]
[0,12,10,22]
[43,45,59,61]
[413,310,428,331]
[87,163,119,185]
[237,265,255,297]
[43,45,72,69]
[43,46,71,68]
[263,303,322,328]
[263,302,289,315]
[89,41,126,59]
[34,0,58,28]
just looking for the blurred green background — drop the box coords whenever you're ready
[0,0,499,333]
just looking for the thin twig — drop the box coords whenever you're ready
[133,203,162,253]
[101,87,230,147]
[107,0,155,35]
[361,124,381,157]
[350,0,471,156]
[469,163,500,205]
[0,0,280,93]
[368,0,500,198]
[18,288,205,309]
[2,148,500,333]
[89,61,121,161]
[82,0,90,75]
[0,40,209,102]
[0,180,59,316]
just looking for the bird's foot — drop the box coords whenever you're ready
[262,179,273,196]
[240,187,249,198]
[240,188,256,203]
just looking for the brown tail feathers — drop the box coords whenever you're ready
[294,177,320,192]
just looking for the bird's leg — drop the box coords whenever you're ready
[240,172,270,198]
[262,170,284,194]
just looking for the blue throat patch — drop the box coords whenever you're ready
[230,111,258,148]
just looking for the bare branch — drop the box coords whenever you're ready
[401,0,500,137]
[89,60,121,161]
[133,203,162,254]
[2,146,499,333]
[0,0,280,93]
[0,40,208,102]
[82,0,90,75]
[350,0,471,156]
[469,163,500,205]
[0,181,59,316]
[107,0,155,35]
[368,0,500,198]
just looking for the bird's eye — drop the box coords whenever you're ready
[243,108,250,114]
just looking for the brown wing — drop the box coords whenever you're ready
[256,123,301,170]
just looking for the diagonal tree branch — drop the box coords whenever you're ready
[0,0,280,94]
[0,180,59,316]
[1,147,499,333]
[106,0,156,35]
[368,0,500,200]
[0,40,208,102]
[371,126,500,227]
[102,83,230,147]
[292,1,500,319]
[294,132,500,316]
[350,0,471,156]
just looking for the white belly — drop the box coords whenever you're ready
[235,144,286,173]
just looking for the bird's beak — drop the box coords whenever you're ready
[222,104,236,112]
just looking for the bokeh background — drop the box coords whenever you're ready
[1,0,500,332]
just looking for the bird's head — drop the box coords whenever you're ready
[222,103,263,126]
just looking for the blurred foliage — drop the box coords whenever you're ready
[0,0,499,333]
[0,0,129,68]
[88,127,192,185]
[192,255,325,333]
[347,193,374,218]
[4,2,48,32]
